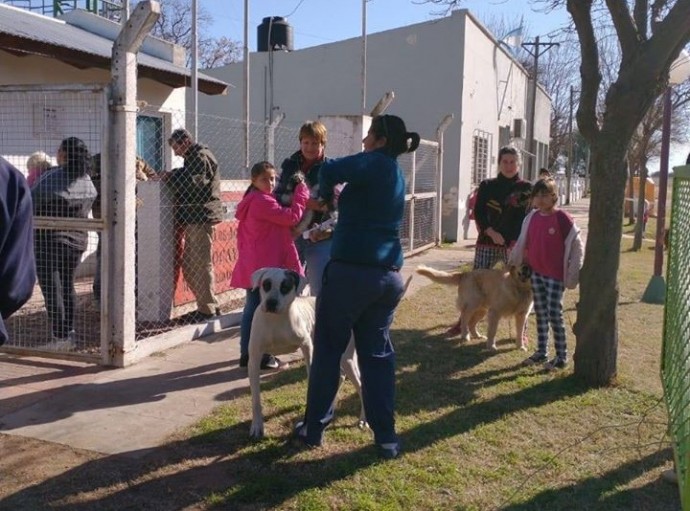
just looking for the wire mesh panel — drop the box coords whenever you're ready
[132,109,302,342]
[398,139,439,254]
[0,85,106,359]
[662,165,690,509]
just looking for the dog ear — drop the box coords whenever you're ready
[251,268,271,290]
[285,270,301,293]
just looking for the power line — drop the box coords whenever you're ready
[283,0,308,19]
[521,35,559,180]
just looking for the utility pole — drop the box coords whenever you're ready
[521,36,558,181]
[567,85,575,205]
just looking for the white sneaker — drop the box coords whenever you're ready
[51,331,77,351]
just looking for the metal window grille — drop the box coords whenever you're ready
[472,129,492,186]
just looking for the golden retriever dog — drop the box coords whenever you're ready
[416,264,533,351]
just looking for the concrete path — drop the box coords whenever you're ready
[0,198,591,456]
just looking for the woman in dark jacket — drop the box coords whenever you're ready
[275,120,333,296]
[32,137,97,343]
[295,115,420,460]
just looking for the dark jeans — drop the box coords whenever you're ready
[35,240,83,338]
[240,287,261,357]
[303,260,405,447]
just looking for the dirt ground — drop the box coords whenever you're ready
[0,433,230,510]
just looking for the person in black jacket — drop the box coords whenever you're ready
[473,145,532,269]
[0,157,36,346]
[167,128,223,322]
[32,137,97,344]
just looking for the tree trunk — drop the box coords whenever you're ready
[573,140,627,386]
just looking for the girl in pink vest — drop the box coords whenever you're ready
[509,178,584,371]
[230,161,309,370]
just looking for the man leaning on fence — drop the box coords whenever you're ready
[0,157,36,346]
[167,128,222,322]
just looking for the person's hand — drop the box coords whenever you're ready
[306,198,328,212]
[486,227,505,245]
[309,228,332,242]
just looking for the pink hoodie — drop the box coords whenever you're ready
[230,183,309,289]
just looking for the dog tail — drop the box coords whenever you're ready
[415,265,464,286]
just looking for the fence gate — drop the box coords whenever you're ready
[398,139,440,256]
[662,164,690,510]
[0,84,107,362]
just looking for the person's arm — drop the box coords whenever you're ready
[254,183,309,226]
[473,181,490,233]
[186,150,217,189]
[319,153,373,204]
[474,180,504,244]
[0,162,36,344]
[565,226,585,290]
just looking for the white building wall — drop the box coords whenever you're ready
[0,51,184,169]
[199,9,550,242]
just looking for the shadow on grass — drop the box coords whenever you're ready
[500,448,676,511]
[0,349,591,511]
[0,321,673,510]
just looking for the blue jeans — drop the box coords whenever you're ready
[302,260,405,446]
[303,238,332,296]
[239,288,261,357]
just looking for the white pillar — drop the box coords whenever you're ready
[108,1,160,367]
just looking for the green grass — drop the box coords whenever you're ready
[171,237,677,511]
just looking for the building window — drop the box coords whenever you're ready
[136,114,164,172]
[472,130,492,186]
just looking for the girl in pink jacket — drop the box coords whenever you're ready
[230,161,309,370]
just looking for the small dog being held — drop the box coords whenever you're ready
[416,264,533,351]
[279,171,319,237]
[247,267,365,438]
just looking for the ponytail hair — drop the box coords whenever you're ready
[370,115,420,158]
[244,160,275,196]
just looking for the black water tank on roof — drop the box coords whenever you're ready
[257,16,293,52]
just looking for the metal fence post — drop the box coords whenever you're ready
[108,1,160,366]
[266,113,285,164]
[436,114,453,245]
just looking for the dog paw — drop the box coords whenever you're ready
[486,340,498,351]
[357,420,369,430]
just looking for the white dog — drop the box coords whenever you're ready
[248,267,365,438]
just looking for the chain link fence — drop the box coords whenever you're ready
[1,85,105,360]
[662,164,690,510]
[2,87,440,363]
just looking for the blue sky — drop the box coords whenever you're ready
[203,0,570,51]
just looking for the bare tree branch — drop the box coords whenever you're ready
[605,0,640,59]
[151,0,240,68]
[633,0,648,39]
